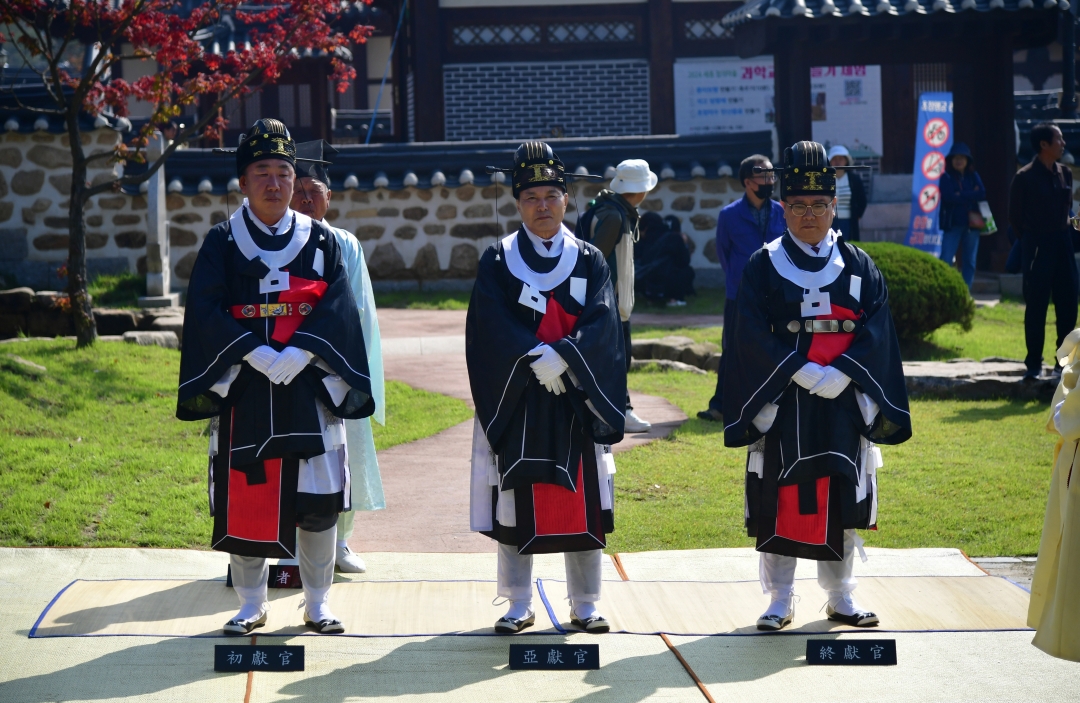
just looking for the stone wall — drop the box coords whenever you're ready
[1,128,744,292]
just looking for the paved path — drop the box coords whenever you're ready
[631,312,723,328]
[350,309,688,553]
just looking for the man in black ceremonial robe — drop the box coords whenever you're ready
[467,142,626,634]
[176,119,374,636]
[723,141,911,631]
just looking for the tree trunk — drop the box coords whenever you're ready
[68,160,97,347]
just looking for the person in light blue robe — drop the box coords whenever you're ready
[292,141,385,573]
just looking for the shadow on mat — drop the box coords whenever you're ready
[269,632,809,702]
[672,631,846,688]
[37,581,230,635]
[0,639,235,702]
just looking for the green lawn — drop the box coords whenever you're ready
[610,366,1056,557]
[373,289,471,310]
[0,341,470,548]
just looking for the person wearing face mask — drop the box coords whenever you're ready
[723,141,911,632]
[697,154,786,423]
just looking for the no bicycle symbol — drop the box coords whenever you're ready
[924,118,949,148]
[921,151,946,180]
[919,184,941,213]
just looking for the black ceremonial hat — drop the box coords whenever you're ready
[236,118,296,177]
[295,140,337,188]
[779,140,835,199]
[511,141,566,199]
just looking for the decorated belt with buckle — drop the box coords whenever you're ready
[782,319,856,334]
[229,302,313,319]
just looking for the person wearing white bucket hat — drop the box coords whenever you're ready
[575,159,659,433]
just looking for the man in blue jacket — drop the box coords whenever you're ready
[698,154,787,421]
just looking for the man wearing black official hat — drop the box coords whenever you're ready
[722,141,911,631]
[176,119,375,635]
[466,141,626,633]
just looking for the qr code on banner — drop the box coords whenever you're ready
[844,80,862,98]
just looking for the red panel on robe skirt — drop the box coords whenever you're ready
[227,458,283,542]
[530,292,586,536]
[532,461,588,536]
[807,305,859,366]
[775,476,831,545]
[271,277,328,344]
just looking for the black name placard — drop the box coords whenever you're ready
[806,639,896,666]
[509,644,599,670]
[225,564,302,589]
[215,645,304,672]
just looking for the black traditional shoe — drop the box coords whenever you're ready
[826,602,879,627]
[696,408,723,422]
[223,609,267,636]
[304,611,345,634]
[755,612,793,631]
[494,612,535,634]
[570,614,610,633]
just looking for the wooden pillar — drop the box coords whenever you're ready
[648,0,675,134]
[412,0,443,142]
[965,39,1016,272]
[772,31,812,151]
[880,63,915,175]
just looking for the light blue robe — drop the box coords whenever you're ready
[326,222,386,511]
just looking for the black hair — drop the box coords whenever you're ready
[639,211,665,240]
[1030,122,1060,154]
[662,214,682,235]
[739,154,771,185]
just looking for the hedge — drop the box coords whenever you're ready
[855,241,975,342]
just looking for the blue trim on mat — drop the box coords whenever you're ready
[29,578,79,638]
[535,578,568,634]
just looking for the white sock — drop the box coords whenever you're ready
[762,595,793,619]
[828,592,864,616]
[572,601,599,620]
[504,599,533,620]
[234,600,268,622]
[336,540,349,550]
[307,599,337,622]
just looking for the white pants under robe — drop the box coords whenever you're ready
[759,529,859,598]
[498,543,602,603]
[231,526,338,607]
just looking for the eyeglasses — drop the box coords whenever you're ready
[786,202,831,217]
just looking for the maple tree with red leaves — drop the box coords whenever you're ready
[0,0,374,346]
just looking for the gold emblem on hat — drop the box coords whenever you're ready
[527,164,558,182]
[804,172,824,190]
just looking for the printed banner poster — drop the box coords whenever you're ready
[809,65,883,158]
[673,57,775,135]
[904,92,954,257]
[673,59,883,160]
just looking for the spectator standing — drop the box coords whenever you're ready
[579,159,658,432]
[697,154,786,422]
[1009,123,1078,380]
[827,145,867,242]
[938,142,987,290]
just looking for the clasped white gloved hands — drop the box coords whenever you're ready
[528,344,568,395]
[244,345,314,385]
[791,361,851,399]
[244,346,279,377]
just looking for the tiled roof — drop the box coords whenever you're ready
[722,0,1068,28]
[120,132,774,195]
[0,80,132,134]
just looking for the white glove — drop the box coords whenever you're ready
[244,345,279,379]
[266,347,314,385]
[542,375,567,396]
[751,402,778,434]
[791,362,826,390]
[809,365,852,399]
[528,344,568,383]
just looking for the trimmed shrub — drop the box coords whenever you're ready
[855,242,974,342]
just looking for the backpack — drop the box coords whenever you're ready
[573,198,600,243]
